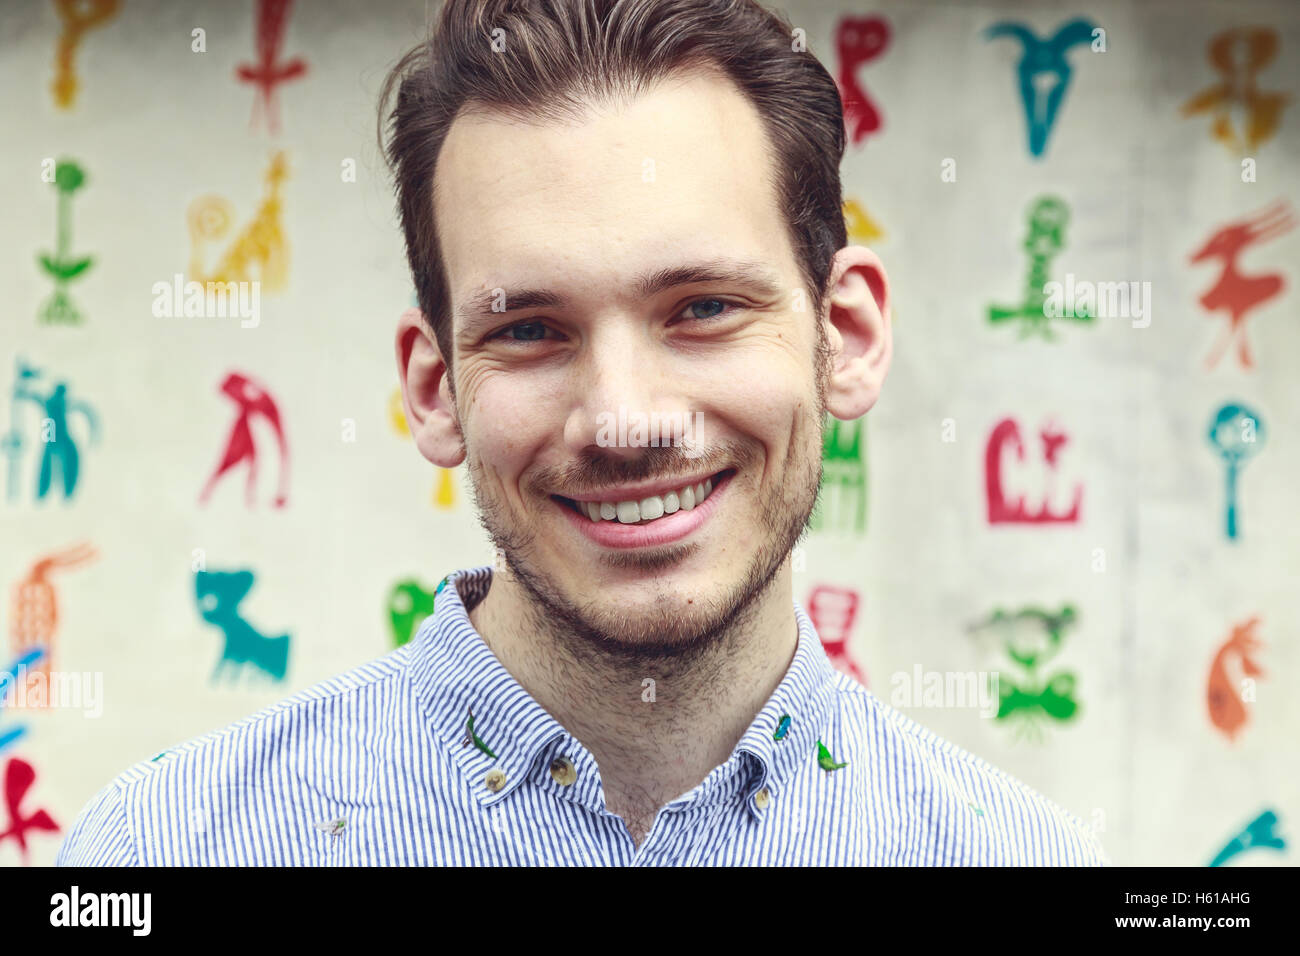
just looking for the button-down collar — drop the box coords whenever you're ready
[407,566,841,821]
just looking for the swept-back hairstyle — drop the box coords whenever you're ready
[380,0,847,384]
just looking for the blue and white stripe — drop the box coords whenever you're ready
[57,566,1108,865]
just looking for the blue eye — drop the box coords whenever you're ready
[681,299,736,321]
[490,321,552,343]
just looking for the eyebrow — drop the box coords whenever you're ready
[456,258,787,334]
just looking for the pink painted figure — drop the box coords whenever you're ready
[985,417,1082,524]
[1189,200,1295,370]
[199,372,289,508]
[807,585,868,687]
[0,757,58,865]
[834,16,890,147]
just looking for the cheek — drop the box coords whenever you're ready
[463,376,560,470]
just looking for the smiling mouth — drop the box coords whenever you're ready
[552,469,734,526]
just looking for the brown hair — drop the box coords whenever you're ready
[380,0,846,387]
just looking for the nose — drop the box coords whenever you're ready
[561,322,697,461]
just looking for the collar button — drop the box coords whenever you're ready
[549,756,577,786]
[484,768,507,793]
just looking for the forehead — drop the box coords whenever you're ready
[433,68,791,317]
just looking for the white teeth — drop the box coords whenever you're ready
[569,473,722,525]
[638,496,664,520]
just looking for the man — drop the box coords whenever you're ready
[58,0,1107,865]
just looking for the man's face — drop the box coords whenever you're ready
[433,68,827,657]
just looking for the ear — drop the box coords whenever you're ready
[820,245,892,420]
[395,307,466,468]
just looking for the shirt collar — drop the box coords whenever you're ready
[406,566,841,819]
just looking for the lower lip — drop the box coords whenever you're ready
[555,471,732,549]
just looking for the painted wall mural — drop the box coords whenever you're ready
[3,0,1295,867]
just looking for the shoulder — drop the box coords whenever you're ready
[828,673,1109,866]
[56,646,414,866]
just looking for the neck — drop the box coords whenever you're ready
[467,564,799,844]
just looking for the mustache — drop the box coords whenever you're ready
[527,439,757,499]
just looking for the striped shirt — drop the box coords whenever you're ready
[57,566,1108,865]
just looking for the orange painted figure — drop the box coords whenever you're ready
[9,543,97,709]
[1182,28,1289,154]
[1207,616,1265,741]
[50,0,120,109]
[199,372,289,508]
[1189,200,1295,370]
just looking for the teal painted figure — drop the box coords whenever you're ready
[388,578,437,648]
[195,569,290,683]
[811,414,867,534]
[2,358,99,503]
[1209,809,1285,866]
[969,603,1080,743]
[1207,402,1266,541]
[985,19,1097,158]
[38,159,95,324]
[774,714,791,741]
[988,196,1093,339]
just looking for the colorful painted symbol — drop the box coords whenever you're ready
[1189,200,1294,371]
[188,151,291,292]
[806,585,868,687]
[988,196,1092,338]
[1207,402,1266,540]
[985,417,1082,525]
[1209,808,1285,866]
[0,757,59,865]
[236,0,308,134]
[9,542,97,709]
[195,569,290,683]
[1207,616,1265,742]
[843,198,884,243]
[388,578,436,648]
[0,650,46,753]
[774,714,791,741]
[968,603,1080,743]
[811,416,867,534]
[50,0,120,109]
[834,16,890,147]
[816,740,847,771]
[985,18,1096,157]
[37,159,95,324]
[2,358,99,503]
[199,371,290,509]
[461,706,497,759]
[1182,28,1290,154]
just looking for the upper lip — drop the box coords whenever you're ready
[557,469,729,505]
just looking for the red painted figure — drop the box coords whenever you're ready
[236,0,308,134]
[1190,200,1295,370]
[199,372,290,508]
[0,758,58,865]
[835,16,890,147]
